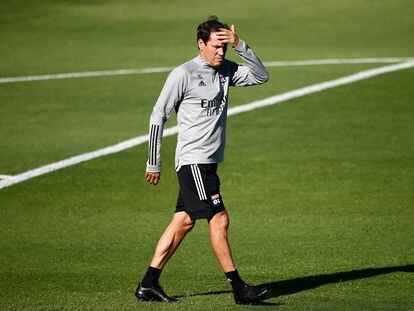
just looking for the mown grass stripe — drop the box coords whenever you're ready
[1,61,413,190]
[1,58,413,84]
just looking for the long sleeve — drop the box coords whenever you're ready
[146,67,188,172]
[230,39,269,87]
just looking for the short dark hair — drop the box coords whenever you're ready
[197,15,229,44]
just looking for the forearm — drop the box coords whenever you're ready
[146,115,164,172]
[233,39,269,85]
[145,67,187,173]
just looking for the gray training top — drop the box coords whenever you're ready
[146,39,269,172]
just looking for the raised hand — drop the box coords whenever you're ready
[216,24,240,48]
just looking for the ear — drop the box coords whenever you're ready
[197,38,205,51]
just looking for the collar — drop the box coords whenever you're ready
[194,54,221,71]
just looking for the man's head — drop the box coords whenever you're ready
[197,16,230,68]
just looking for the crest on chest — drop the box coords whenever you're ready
[219,74,227,84]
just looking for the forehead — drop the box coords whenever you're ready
[206,32,224,46]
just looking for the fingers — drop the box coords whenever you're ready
[215,32,231,44]
[217,25,239,47]
[145,171,160,185]
[217,25,236,36]
[150,174,159,185]
[218,24,236,34]
[216,37,230,44]
[149,174,159,185]
[216,29,232,37]
[215,32,230,39]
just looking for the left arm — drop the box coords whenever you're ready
[216,25,269,86]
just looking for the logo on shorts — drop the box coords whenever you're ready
[211,194,221,207]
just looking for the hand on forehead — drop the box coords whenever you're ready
[210,32,220,41]
[210,32,227,45]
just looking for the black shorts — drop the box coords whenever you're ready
[176,163,225,221]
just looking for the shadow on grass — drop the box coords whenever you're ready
[177,264,413,305]
[262,264,413,298]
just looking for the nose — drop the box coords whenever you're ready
[217,48,224,56]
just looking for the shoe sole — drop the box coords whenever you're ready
[135,293,156,302]
[235,287,271,305]
[135,292,179,303]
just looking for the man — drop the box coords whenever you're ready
[136,16,270,304]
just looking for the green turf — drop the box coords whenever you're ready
[1,0,413,75]
[1,0,414,309]
[0,64,383,174]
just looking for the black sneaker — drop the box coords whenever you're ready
[234,284,271,304]
[135,283,179,303]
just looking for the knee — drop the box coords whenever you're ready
[211,212,229,232]
[182,218,195,233]
[178,215,195,234]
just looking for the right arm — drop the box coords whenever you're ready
[145,67,187,185]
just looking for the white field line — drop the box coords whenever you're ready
[1,60,413,190]
[228,60,414,116]
[0,175,13,180]
[1,58,413,84]
[0,67,175,84]
[263,57,414,67]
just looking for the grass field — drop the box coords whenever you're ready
[1,0,414,309]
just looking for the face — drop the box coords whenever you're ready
[198,32,228,68]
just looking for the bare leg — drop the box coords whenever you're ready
[149,211,195,269]
[208,211,236,272]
